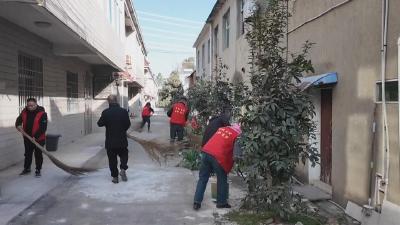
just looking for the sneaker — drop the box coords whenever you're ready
[216,203,231,209]
[19,169,31,176]
[35,169,41,178]
[112,177,119,184]
[193,202,201,210]
[120,169,128,182]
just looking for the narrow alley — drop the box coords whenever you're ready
[2,0,400,225]
[2,113,240,225]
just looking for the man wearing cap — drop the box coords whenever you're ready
[193,124,242,210]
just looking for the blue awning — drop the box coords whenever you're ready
[298,72,338,91]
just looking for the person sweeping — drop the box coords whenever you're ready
[15,98,47,177]
[140,102,154,132]
[201,108,232,147]
[98,95,131,184]
[193,124,242,210]
[167,97,189,143]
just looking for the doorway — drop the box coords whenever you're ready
[84,72,93,135]
[320,88,333,184]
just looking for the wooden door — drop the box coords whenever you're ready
[320,89,333,184]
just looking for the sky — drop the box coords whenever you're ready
[134,0,216,77]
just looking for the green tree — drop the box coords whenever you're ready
[156,73,164,86]
[158,70,184,108]
[240,0,318,217]
[187,60,246,133]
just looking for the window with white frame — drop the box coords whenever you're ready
[67,71,79,112]
[108,0,113,24]
[214,26,219,57]
[237,0,245,36]
[114,1,118,30]
[197,50,200,72]
[223,9,230,49]
[18,52,43,112]
[202,43,205,69]
[207,39,211,63]
[376,80,398,102]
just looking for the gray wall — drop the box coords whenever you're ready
[0,17,109,170]
[289,0,400,206]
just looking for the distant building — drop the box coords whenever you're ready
[177,58,195,91]
[187,70,197,89]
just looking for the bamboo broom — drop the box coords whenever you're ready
[17,129,96,176]
[126,133,184,164]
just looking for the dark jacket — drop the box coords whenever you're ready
[97,103,131,149]
[15,106,47,144]
[201,114,231,147]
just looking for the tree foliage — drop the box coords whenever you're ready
[187,60,246,133]
[239,0,318,216]
[158,71,184,108]
[156,73,164,86]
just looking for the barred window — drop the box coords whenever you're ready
[18,52,43,112]
[67,71,79,112]
[237,0,245,36]
[377,80,398,102]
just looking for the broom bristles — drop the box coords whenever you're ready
[17,129,96,176]
[127,133,183,163]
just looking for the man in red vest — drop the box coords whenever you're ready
[167,97,189,143]
[140,102,154,132]
[193,124,241,210]
[15,98,48,177]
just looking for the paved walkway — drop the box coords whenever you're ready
[0,133,105,225]
[2,113,243,225]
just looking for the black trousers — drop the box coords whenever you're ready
[170,123,184,141]
[106,148,128,178]
[140,116,151,131]
[24,139,43,171]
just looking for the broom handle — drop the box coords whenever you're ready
[17,128,50,156]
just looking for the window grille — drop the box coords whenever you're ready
[18,52,43,112]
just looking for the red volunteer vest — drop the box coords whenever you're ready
[202,126,240,173]
[142,106,152,117]
[21,109,46,142]
[170,102,188,126]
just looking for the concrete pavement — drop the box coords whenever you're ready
[3,113,245,225]
[0,132,105,225]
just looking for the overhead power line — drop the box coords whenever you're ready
[144,33,195,42]
[142,27,198,38]
[137,11,203,25]
[146,42,193,51]
[149,49,195,54]
[139,17,200,29]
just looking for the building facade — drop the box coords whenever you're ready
[195,0,400,223]
[289,1,400,223]
[193,0,251,83]
[0,0,151,170]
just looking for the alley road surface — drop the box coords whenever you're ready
[8,115,219,225]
